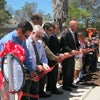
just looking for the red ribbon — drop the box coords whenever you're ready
[8,90,39,100]
[38,66,54,81]
[0,41,73,99]
[0,41,26,99]
[33,53,73,82]
[0,40,26,62]
[0,70,3,89]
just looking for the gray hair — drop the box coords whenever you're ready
[33,25,44,34]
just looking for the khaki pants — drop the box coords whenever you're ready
[75,57,82,70]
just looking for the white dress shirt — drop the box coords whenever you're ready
[25,36,48,69]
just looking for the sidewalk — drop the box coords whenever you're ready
[12,62,100,100]
[13,81,100,100]
[84,86,100,100]
[14,83,100,100]
[39,84,93,100]
[39,62,100,100]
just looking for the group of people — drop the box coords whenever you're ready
[87,28,99,39]
[72,31,99,85]
[0,14,99,100]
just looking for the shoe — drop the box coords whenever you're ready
[62,87,72,91]
[73,79,78,84]
[46,88,51,91]
[70,84,78,88]
[39,92,52,98]
[51,89,63,95]
[76,77,80,83]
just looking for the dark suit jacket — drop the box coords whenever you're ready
[60,29,80,53]
[48,33,61,55]
[60,30,80,86]
[42,34,49,46]
[42,33,57,66]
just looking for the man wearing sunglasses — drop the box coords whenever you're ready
[0,21,37,73]
[0,21,44,99]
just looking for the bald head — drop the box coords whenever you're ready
[69,20,78,32]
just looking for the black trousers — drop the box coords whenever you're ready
[21,79,39,100]
[62,57,75,88]
[46,64,58,91]
[39,75,46,93]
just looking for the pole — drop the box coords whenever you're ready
[7,54,15,100]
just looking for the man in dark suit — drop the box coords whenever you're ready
[46,22,63,94]
[43,22,63,94]
[60,20,80,91]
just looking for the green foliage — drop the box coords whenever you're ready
[68,5,81,20]
[0,0,6,9]
[14,2,53,22]
[0,0,12,27]
[43,13,53,21]
[66,0,99,28]
[15,2,37,22]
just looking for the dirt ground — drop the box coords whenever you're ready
[79,70,100,86]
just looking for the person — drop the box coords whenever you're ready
[46,22,63,94]
[62,25,68,34]
[89,37,98,72]
[87,28,93,39]
[60,20,80,91]
[30,14,43,26]
[22,25,51,100]
[30,14,61,62]
[0,21,37,75]
[84,39,93,74]
[30,14,60,98]
[73,32,86,84]
[0,21,40,99]
[42,22,61,67]
[92,28,97,38]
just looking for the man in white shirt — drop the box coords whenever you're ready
[22,25,50,100]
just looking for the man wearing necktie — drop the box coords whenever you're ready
[60,20,80,91]
[23,25,50,100]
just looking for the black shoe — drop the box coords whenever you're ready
[62,87,72,91]
[46,88,51,91]
[71,84,78,88]
[39,92,52,98]
[51,89,63,95]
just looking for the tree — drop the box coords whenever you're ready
[0,0,12,27]
[15,2,37,22]
[14,2,53,22]
[90,0,100,28]
[52,0,68,31]
[42,13,53,21]
[68,0,100,28]
[67,5,91,28]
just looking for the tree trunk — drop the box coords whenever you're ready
[52,0,68,32]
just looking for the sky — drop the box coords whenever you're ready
[6,0,53,16]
